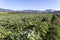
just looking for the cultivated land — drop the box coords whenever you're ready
[0,12,60,40]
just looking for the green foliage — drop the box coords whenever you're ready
[0,13,59,40]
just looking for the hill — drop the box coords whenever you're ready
[0,8,14,12]
[0,8,60,14]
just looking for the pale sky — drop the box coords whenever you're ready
[0,0,60,10]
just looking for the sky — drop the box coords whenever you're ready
[0,0,60,10]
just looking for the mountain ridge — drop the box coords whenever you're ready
[0,8,60,13]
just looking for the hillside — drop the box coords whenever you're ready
[0,8,60,13]
[0,8,14,12]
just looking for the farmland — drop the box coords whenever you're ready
[0,12,60,40]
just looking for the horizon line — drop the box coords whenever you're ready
[0,8,60,11]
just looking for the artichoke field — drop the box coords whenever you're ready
[0,13,60,40]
